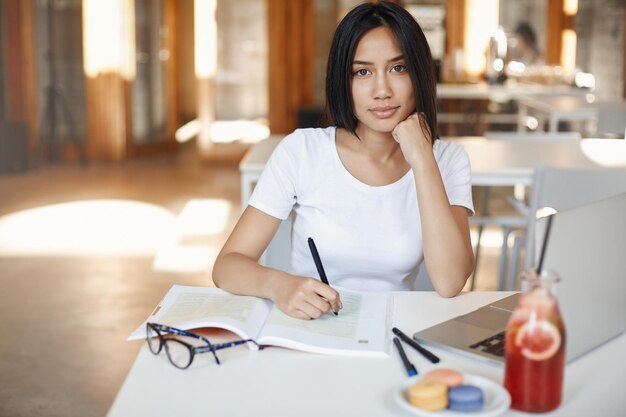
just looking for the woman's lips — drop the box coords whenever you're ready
[370,106,399,119]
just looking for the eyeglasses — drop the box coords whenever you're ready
[146,322,260,369]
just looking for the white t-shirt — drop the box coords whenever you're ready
[249,127,474,291]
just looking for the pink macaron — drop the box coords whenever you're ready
[423,368,464,388]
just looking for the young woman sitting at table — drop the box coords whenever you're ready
[213,1,474,320]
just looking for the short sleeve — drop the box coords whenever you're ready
[247,132,302,220]
[435,140,475,216]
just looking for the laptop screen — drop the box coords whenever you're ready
[413,193,626,364]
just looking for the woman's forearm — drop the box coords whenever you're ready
[212,251,286,301]
[213,250,342,319]
[412,159,474,297]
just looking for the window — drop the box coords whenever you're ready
[33,0,87,145]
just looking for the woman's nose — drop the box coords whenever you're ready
[373,74,391,99]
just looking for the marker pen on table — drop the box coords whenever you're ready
[393,337,417,377]
[392,327,440,364]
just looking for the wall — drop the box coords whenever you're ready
[33,0,87,144]
[576,0,625,99]
[216,0,267,120]
[499,0,546,55]
[313,0,336,108]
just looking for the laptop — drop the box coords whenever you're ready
[413,192,626,365]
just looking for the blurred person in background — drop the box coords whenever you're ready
[512,22,543,65]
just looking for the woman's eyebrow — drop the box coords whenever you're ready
[352,55,404,66]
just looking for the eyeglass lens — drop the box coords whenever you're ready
[146,324,161,354]
[163,339,194,369]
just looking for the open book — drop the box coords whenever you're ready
[129,285,393,357]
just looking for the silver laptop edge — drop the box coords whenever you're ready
[413,193,626,365]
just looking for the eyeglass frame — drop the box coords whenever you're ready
[146,322,261,369]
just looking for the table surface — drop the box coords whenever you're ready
[516,95,599,133]
[436,82,587,102]
[107,291,626,417]
[240,136,612,188]
[518,95,598,113]
[455,136,609,186]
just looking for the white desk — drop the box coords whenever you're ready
[455,136,609,186]
[517,95,598,133]
[437,82,586,103]
[107,291,626,417]
[436,83,588,128]
[239,136,611,208]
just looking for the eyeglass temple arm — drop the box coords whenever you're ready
[149,323,262,352]
[149,323,215,347]
[196,339,261,353]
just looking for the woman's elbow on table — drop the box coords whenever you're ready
[432,265,473,298]
[211,253,227,288]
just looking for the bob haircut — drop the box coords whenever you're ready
[324,1,438,144]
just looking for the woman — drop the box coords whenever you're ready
[213,1,474,320]
[513,22,543,65]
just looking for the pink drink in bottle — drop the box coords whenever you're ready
[504,269,566,412]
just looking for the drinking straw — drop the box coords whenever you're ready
[536,214,554,275]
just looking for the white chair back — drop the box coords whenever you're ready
[263,212,294,272]
[594,101,626,138]
[525,167,626,269]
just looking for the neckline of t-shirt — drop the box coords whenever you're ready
[329,126,413,192]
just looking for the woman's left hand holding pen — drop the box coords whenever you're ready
[269,274,341,320]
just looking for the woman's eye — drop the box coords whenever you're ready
[391,64,407,73]
[353,68,369,76]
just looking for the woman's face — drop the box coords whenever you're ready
[351,26,415,137]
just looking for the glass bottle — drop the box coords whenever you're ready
[503,268,566,412]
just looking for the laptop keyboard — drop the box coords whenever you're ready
[469,331,506,357]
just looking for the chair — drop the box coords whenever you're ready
[594,101,626,138]
[470,195,527,290]
[505,167,626,290]
[470,131,582,290]
[263,212,294,272]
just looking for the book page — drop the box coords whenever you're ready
[127,285,272,342]
[265,291,362,338]
[258,288,391,357]
[159,292,257,324]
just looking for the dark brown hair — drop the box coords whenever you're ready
[324,1,438,143]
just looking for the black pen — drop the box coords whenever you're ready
[307,237,338,316]
[392,327,440,364]
[393,337,417,377]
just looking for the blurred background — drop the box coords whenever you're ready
[0,1,624,416]
[1,0,623,167]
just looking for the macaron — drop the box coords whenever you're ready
[448,384,485,412]
[407,380,448,411]
[423,368,464,387]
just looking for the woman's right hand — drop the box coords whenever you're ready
[270,274,342,320]
[213,206,342,320]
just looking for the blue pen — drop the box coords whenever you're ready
[393,337,417,377]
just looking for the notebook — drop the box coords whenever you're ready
[413,192,626,365]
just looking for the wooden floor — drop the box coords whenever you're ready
[0,141,507,417]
